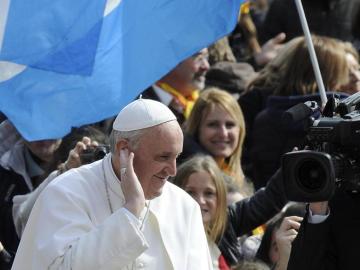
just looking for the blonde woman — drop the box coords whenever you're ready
[181,87,248,193]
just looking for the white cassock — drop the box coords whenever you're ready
[12,154,213,270]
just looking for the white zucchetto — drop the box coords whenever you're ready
[113,98,177,131]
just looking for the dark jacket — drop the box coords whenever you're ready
[238,87,274,178]
[177,133,210,166]
[219,170,287,266]
[288,187,360,270]
[0,142,45,262]
[259,0,360,44]
[0,167,29,256]
[238,87,273,140]
[250,94,328,190]
[0,248,13,270]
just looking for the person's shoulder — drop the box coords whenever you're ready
[0,161,10,173]
[139,86,159,100]
[163,182,198,207]
[264,0,288,15]
[178,135,209,165]
[164,181,191,198]
[0,141,25,168]
[152,182,201,223]
[45,160,103,196]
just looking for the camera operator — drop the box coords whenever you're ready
[287,187,360,270]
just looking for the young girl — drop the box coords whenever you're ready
[172,155,287,268]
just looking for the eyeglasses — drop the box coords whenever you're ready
[192,52,209,66]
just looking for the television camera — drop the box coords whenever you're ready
[282,92,360,201]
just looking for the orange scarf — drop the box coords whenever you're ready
[240,1,250,14]
[157,82,199,119]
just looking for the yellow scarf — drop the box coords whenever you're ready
[240,1,250,14]
[157,82,199,119]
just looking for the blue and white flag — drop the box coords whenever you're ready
[0,0,244,141]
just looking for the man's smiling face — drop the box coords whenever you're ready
[131,120,183,200]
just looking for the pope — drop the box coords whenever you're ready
[12,98,213,270]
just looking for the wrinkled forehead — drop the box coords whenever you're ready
[134,124,183,158]
[139,120,183,145]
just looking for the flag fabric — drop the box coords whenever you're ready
[0,0,244,141]
[0,0,107,75]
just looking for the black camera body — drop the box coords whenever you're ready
[282,93,360,202]
[80,145,110,164]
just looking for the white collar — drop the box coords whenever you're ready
[152,84,173,106]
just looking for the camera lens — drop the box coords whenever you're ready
[295,159,327,193]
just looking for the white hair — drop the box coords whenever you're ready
[109,128,148,154]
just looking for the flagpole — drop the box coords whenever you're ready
[294,0,328,107]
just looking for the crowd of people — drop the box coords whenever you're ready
[1,0,360,269]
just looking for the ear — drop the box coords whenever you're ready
[115,139,129,153]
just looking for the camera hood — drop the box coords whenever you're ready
[282,150,336,202]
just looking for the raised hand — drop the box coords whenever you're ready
[255,32,286,66]
[119,149,145,218]
[68,136,99,167]
[57,136,99,174]
[274,216,303,270]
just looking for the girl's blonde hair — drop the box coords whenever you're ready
[172,155,228,242]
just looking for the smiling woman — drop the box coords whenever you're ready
[180,87,248,193]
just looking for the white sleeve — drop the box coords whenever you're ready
[12,181,148,270]
[122,208,142,227]
[49,207,148,270]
